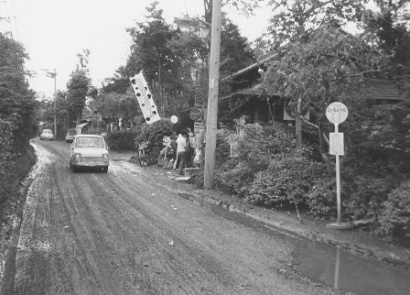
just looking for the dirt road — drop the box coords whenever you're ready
[1,140,336,295]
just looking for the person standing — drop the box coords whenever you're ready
[176,131,188,175]
[170,132,177,166]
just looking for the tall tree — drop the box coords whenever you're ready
[266,0,367,45]
[260,0,369,146]
[362,0,410,94]
[0,32,37,199]
[66,50,92,125]
[89,88,140,130]
[261,24,389,156]
[124,1,177,114]
[0,32,37,151]
[109,1,259,120]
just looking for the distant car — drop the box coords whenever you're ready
[65,128,76,143]
[69,134,109,173]
[40,129,54,141]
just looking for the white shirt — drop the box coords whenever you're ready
[176,134,187,153]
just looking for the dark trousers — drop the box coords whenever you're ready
[178,151,186,175]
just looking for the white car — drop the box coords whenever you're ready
[69,134,110,173]
[65,128,76,143]
[40,129,54,141]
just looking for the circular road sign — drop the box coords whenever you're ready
[326,102,348,125]
[189,108,203,121]
[170,115,178,124]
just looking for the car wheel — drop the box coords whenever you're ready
[71,165,78,173]
[102,166,108,173]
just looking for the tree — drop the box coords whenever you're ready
[260,0,385,146]
[266,0,367,45]
[104,1,260,124]
[124,2,178,115]
[362,0,410,95]
[261,24,389,153]
[66,50,92,125]
[219,17,255,91]
[89,88,140,131]
[0,32,37,151]
[0,32,37,200]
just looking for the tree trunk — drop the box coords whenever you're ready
[295,96,302,147]
[295,112,302,147]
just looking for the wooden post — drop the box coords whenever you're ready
[53,68,57,140]
[204,0,222,189]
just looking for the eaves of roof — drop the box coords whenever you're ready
[366,78,407,101]
[219,83,267,102]
[219,78,407,103]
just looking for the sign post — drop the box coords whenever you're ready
[326,102,353,229]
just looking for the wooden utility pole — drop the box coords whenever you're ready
[203,0,222,189]
[53,68,57,140]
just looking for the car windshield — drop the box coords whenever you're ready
[75,137,105,148]
[43,130,52,134]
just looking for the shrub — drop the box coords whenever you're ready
[134,120,174,148]
[377,180,410,245]
[216,161,256,197]
[342,175,396,221]
[215,122,313,198]
[215,130,232,169]
[106,131,139,150]
[0,119,15,203]
[305,176,337,218]
[245,156,328,208]
[0,120,36,205]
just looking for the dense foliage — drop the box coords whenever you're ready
[105,131,140,151]
[215,123,330,210]
[104,1,255,123]
[0,33,38,203]
[66,50,92,125]
[131,120,175,165]
[228,0,408,244]
[89,88,141,131]
[377,180,410,245]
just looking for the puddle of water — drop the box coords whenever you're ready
[293,239,410,295]
[177,193,410,295]
[206,203,410,295]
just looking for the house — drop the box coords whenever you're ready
[219,52,407,127]
[219,49,408,156]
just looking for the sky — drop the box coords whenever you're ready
[4,0,272,98]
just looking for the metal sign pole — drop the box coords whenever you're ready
[334,123,341,224]
[326,102,353,230]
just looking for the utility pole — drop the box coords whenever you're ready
[203,0,222,189]
[44,68,58,138]
[53,68,57,139]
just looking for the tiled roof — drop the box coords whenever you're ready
[366,78,407,101]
